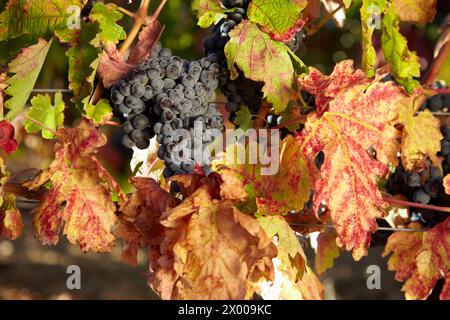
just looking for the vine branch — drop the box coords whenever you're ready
[307,4,344,36]
[423,39,450,85]
[383,194,450,213]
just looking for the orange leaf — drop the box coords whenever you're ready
[116,177,179,265]
[383,219,450,300]
[295,61,408,260]
[149,185,276,300]
[26,120,124,253]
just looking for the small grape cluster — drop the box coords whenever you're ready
[109,44,224,178]
[202,0,264,123]
[386,146,448,228]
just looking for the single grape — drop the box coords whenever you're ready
[413,189,431,204]
[405,172,421,187]
[111,90,124,104]
[132,115,150,130]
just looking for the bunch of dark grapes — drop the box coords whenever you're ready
[386,148,449,228]
[419,94,450,113]
[109,44,224,178]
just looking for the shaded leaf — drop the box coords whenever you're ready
[0,119,17,153]
[116,177,179,266]
[225,21,303,113]
[25,120,124,252]
[4,38,52,120]
[0,158,22,240]
[315,230,340,274]
[247,0,307,42]
[383,219,450,300]
[0,0,83,41]
[25,92,65,139]
[234,105,253,131]
[150,185,276,300]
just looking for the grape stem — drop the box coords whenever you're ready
[383,194,450,213]
[104,120,122,127]
[423,38,450,85]
[18,111,59,138]
[253,103,271,129]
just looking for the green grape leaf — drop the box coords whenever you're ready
[191,0,227,28]
[0,0,83,41]
[247,0,307,42]
[225,21,301,113]
[360,0,387,77]
[25,92,65,139]
[89,2,126,43]
[55,22,102,108]
[85,98,113,124]
[4,38,53,121]
[381,6,420,92]
[234,105,253,131]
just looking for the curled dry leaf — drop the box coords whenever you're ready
[25,120,124,253]
[383,219,450,300]
[315,229,340,274]
[116,177,179,266]
[97,43,134,88]
[149,185,277,300]
[0,158,22,240]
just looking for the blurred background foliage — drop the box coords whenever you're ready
[0,0,448,299]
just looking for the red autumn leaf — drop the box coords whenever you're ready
[0,119,18,154]
[383,219,450,300]
[294,61,409,260]
[116,177,179,266]
[25,120,124,253]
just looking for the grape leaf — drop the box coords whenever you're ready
[299,60,369,115]
[116,177,179,266]
[89,2,126,43]
[4,38,53,120]
[297,266,324,299]
[127,19,164,65]
[85,98,112,124]
[191,0,227,28]
[0,157,22,240]
[258,215,306,277]
[55,23,101,108]
[25,92,65,139]
[399,108,442,171]
[0,72,7,117]
[315,230,340,274]
[0,0,83,41]
[225,21,304,113]
[360,0,387,77]
[150,185,276,299]
[383,219,450,300]
[391,0,436,24]
[218,134,315,216]
[381,6,420,92]
[233,105,253,131]
[0,119,17,153]
[247,0,307,42]
[25,120,124,253]
[296,61,410,259]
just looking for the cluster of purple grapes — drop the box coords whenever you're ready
[109,44,224,177]
[385,126,450,228]
[419,94,450,113]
